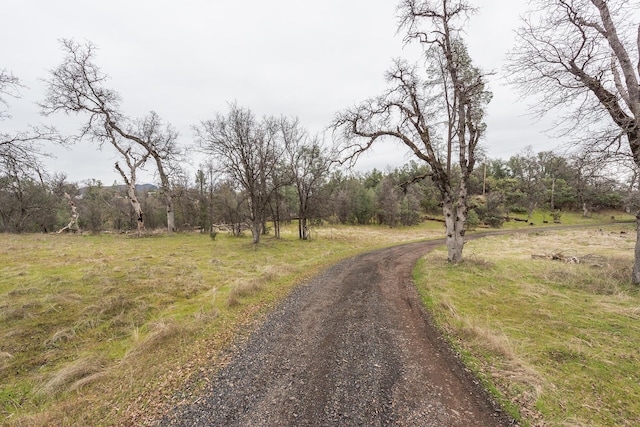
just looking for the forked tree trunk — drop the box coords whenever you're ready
[442,184,467,263]
[299,216,309,240]
[115,162,145,235]
[299,197,310,240]
[127,184,145,234]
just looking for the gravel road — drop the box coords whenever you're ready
[159,239,514,426]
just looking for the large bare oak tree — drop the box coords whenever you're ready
[333,0,490,262]
[40,39,181,234]
[1,69,64,180]
[508,0,640,283]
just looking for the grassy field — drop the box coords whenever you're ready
[0,221,444,426]
[1,211,636,426]
[414,222,640,426]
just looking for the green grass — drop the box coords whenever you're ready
[2,214,636,426]
[0,221,443,426]
[500,209,635,228]
[414,223,640,426]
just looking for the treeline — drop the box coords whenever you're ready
[0,146,630,235]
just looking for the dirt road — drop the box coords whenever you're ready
[160,239,514,426]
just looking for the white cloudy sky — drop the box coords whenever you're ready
[2,0,561,184]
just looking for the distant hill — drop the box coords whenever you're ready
[133,183,159,192]
[78,183,158,195]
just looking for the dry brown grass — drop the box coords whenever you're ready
[457,320,515,360]
[124,319,185,361]
[414,225,640,426]
[37,355,106,397]
[226,279,262,307]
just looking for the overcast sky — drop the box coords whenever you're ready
[2,0,561,184]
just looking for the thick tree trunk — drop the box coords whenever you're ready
[157,169,175,234]
[166,194,176,234]
[251,218,261,244]
[300,216,309,240]
[442,187,467,263]
[128,186,145,234]
[582,202,589,218]
[115,162,145,235]
[633,213,640,285]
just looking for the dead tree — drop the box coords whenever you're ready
[113,143,150,234]
[195,104,282,244]
[108,112,181,233]
[40,39,180,234]
[57,193,80,233]
[334,0,491,262]
[508,0,640,283]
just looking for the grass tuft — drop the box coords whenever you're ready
[45,328,77,348]
[38,355,106,397]
[458,320,515,360]
[226,280,262,307]
[124,319,184,361]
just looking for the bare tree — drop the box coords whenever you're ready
[508,0,640,283]
[0,127,61,178]
[108,111,181,233]
[195,104,282,244]
[0,70,70,234]
[0,156,53,232]
[0,69,22,121]
[40,39,181,233]
[1,70,65,180]
[111,134,150,234]
[333,0,490,262]
[280,118,334,240]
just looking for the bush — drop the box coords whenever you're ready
[485,214,504,228]
[510,206,528,214]
[484,192,506,228]
[466,209,480,231]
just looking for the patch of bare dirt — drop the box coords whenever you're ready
[158,239,514,426]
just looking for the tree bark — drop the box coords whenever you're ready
[442,184,467,263]
[57,193,80,234]
[130,191,145,234]
[299,216,309,240]
[251,219,261,244]
[165,192,176,233]
[115,162,145,235]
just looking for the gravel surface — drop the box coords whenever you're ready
[158,239,515,426]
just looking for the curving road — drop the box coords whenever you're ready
[159,238,514,426]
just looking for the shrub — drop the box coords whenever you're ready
[466,209,480,231]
